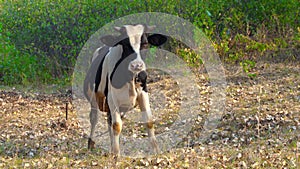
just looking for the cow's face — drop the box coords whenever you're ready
[100,24,167,73]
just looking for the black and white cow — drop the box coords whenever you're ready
[84,24,167,155]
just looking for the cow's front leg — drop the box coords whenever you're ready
[111,109,122,155]
[137,90,159,154]
[107,96,122,156]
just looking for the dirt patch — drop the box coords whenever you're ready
[0,63,299,168]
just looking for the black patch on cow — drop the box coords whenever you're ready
[94,56,106,92]
[104,74,108,97]
[110,38,137,89]
[136,71,148,92]
[110,53,136,89]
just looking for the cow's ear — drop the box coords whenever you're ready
[100,35,117,47]
[114,26,126,33]
[148,34,167,46]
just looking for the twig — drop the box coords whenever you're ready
[256,86,263,138]
[297,139,300,169]
[65,102,68,121]
[255,114,260,138]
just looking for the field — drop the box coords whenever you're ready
[0,62,299,168]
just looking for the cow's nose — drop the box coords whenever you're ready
[130,60,145,72]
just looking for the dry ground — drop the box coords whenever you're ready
[0,62,299,168]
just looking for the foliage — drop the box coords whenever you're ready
[177,48,203,67]
[0,0,299,85]
[0,22,55,86]
[240,59,257,78]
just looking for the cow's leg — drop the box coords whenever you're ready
[107,96,122,155]
[137,90,159,153]
[88,92,105,150]
[106,107,112,151]
[88,92,108,150]
[88,105,99,150]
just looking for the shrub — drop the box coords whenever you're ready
[0,22,53,85]
[0,0,299,85]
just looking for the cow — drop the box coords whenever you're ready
[83,24,167,155]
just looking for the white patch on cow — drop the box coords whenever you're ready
[124,25,146,72]
[124,24,144,54]
[109,80,137,113]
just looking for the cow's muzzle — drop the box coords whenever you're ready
[129,60,145,72]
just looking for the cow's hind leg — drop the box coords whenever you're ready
[88,92,104,150]
[137,90,159,154]
[88,92,109,150]
[88,107,99,150]
[106,109,113,152]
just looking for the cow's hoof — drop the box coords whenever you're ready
[88,138,95,150]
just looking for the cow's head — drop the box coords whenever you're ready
[100,24,167,73]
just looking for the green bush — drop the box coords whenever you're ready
[0,22,53,85]
[0,0,299,85]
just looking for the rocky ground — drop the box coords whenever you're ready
[0,62,299,168]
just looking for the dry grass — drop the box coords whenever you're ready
[0,63,299,168]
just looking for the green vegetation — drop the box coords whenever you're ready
[0,22,52,85]
[1,0,299,86]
